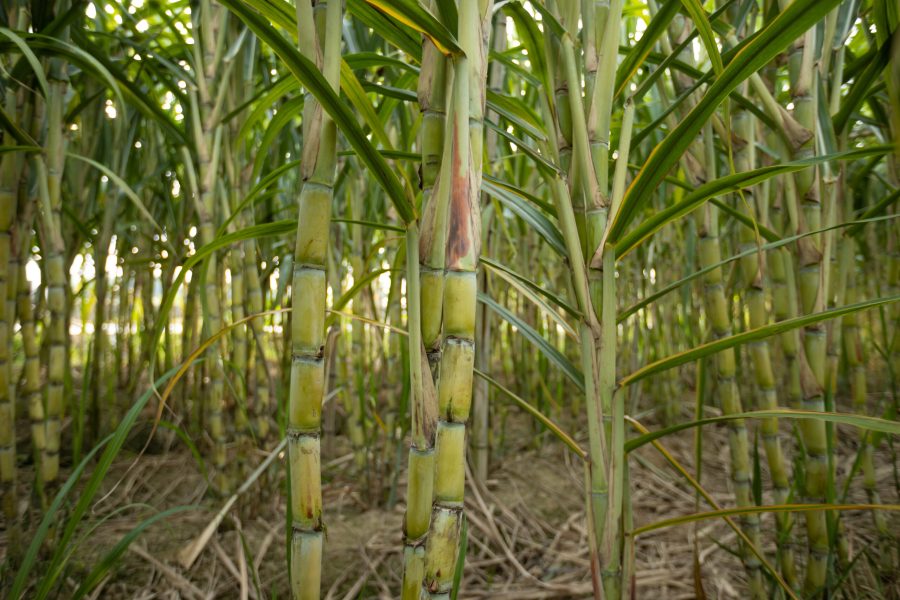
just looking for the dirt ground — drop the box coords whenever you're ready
[2,402,899,599]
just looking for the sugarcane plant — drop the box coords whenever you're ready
[0,0,898,598]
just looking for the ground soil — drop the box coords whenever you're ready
[2,395,899,599]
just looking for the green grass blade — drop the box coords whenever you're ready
[71,506,197,599]
[31,367,181,599]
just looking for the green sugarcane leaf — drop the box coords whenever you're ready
[482,177,566,256]
[633,503,900,536]
[490,48,541,86]
[609,0,843,243]
[833,40,892,135]
[251,95,304,181]
[482,256,580,318]
[345,51,420,73]
[628,72,712,150]
[326,268,394,327]
[483,174,556,216]
[845,188,900,236]
[361,81,418,102]
[0,103,37,145]
[505,2,553,113]
[66,152,167,241]
[615,0,680,99]
[618,214,900,322]
[222,0,416,224]
[710,198,780,242]
[526,0,566,37]
[620,294,900,387]
[678,0,723,76]
[338,149,420,160]
[26,33,125,111]
[332,218,406,232]
[475,368,586,459]
[483,257,577,339]
[479,292,584,390]
[0,144,41,154]
[628,0,739,101]
[485,119,558,175]
[234,76,299,141]
[347,0,423,60]
[0,27,50,98]
[154,220,298,360]
[487,89,548,141]
[220,159,301,233]
[752,429,763,505]
[612,145,892,257]
[362,0,462,56]
[69,32,188,145]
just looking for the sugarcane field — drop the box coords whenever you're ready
[1,0,900,598]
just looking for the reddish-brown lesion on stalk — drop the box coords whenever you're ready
[446,139,480,270]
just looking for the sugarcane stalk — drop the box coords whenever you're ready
[472,13,506,485]
[401,222,437,599]
[191,0,231,492]
[418,30,450,380]
[287,0,341,596]
[695,118,766,598]
[244,239,270,440]
[0,102,17,539]
[732,100,798,587]
[780,24,832,593]
[423,0,493,592]
[401,8,450,593]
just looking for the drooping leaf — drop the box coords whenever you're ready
[479,292,584,390]
[609,0,843,243]
[221,0,416,223]
[620,294,900,387]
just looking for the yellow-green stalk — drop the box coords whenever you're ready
[244,239,270,439]
[401,222,437,599]
[0,105,16,534]
[401,14,449,595]
[472,13,506,484]
[842,265,892,554]
[423,0,493,593]
[192,0,229,492]
[695,120,766,598]
[17,261,42,459]
[344,189,369,470]
[733,105,798,588]
[783,24,831,593]
[418,34,450,379]
[287,0,341,596]
[39,47,70,489]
